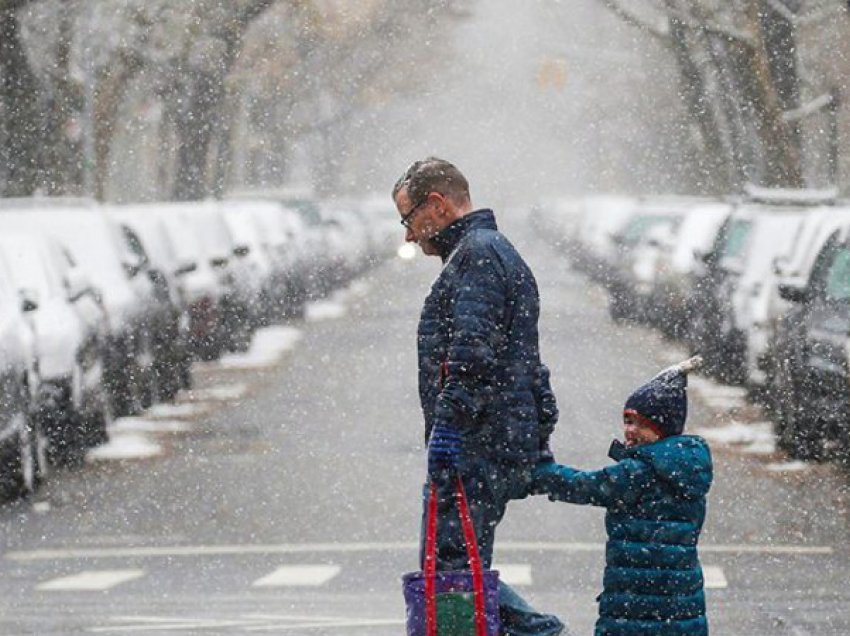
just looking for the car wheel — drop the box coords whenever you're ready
[30,409,49,488]
[779,409,824,461]
[0,411,37,500]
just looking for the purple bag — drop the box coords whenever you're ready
[402,478,501,635]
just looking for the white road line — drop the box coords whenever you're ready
[703,565,728,589]
[36,569,145,591]
[6,540,833,562]
[494,564,532,586]
[252,565,341,588]
[88,615,404,633]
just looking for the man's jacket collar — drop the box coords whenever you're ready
[433,209,497,262]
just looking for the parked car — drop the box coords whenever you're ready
[180,203,256,353]
[219,201,279,326]
[139,203,227,360]
[0,232,110,464]
[0,207,160,415]
[694,207,803,384]
[0,255,45,498]
[572,194,637,283]
[605,198,694,321]
[649,202,732,338]
[105,206,195,397]
[770,224,850,459]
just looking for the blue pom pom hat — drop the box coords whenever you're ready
[623,356,703,439]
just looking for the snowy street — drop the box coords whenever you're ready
[0,215,848,635]
[3,1,850,633]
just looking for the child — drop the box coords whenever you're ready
[532,356,712,636]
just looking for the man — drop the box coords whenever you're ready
[393,158,565,635]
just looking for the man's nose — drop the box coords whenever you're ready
[405,226,415,242]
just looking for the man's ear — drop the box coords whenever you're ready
[432,192,452,218]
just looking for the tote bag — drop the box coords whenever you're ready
[402,477,501,635]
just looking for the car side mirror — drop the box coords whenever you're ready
[147,268,171,302]
[233,245,250,257]
[175,261,197,276]
[778,283,811,304]
[122,261,142,279]
[19,288,38,313]
[773,256,789,276]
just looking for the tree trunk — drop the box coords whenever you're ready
[41,3,83,196]
[173,71,222,201]
[0,2,43,196]
[745,0,803,187]
[93,55,141,201]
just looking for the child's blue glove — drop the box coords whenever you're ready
[428,423,463,477]
[529,461,561,496]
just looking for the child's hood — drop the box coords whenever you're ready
[628,435,713,499]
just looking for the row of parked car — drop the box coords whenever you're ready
[532,187,850,463]
[0,192,397,501]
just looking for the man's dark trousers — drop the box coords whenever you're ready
[420,458,565,636]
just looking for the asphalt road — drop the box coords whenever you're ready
[1,210,850,635]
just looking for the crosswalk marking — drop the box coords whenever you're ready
[20,561,733,594]
[493,564,532,586]
[36,569,145,591]
[703,565,728,589]
[252,564,341,588]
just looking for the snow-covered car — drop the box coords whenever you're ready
[734,210,806,389]
[771,232,850,460]
[0,254,45,499]
[650,202,731,338]
[0,207,160,416]
[179,203,257,352]
[605,198,693,321]
[320,204,369,284]
[105,206,195,397]
[573,194,638,282]
[698,207,804,384]
[0,232,110,463]
[143,202,240,358]
[219,201,279,325]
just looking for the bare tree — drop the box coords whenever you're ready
[0,0,43,196]
[596,0,828,189]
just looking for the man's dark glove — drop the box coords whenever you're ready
[428,423,463,477]
[539,439,555,464]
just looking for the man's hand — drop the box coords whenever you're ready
[539,439,555,464]
[428,423,463,477]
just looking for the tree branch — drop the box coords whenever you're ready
[598,0,671,42]
[764,0,846,27]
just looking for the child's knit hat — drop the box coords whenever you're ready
[623,356,703,439]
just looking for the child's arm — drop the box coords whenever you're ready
[531,458,654,508]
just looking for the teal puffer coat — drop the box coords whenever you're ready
[534,435,713,635]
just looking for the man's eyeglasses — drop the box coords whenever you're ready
[400,196,428,228]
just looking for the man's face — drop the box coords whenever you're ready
[623,412,661,448]
[394,187,442,256]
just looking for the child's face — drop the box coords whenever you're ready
[623,412,661,448]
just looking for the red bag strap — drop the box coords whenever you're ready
[424,477,488,636]
[425,481,438,636]
[455,477,488,636]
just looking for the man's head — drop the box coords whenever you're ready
[392,157,473,255]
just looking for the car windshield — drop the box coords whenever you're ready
[720,219,753,261]
[825,247,850,302]
[619,215,674,246]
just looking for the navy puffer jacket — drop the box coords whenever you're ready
[417,209,557,464]
[534,436,713,636]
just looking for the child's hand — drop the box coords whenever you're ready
[528,461,561,496]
